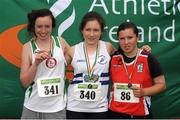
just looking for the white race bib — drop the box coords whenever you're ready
[74,83,101,101]
[114,83,140,103]
[37,76,62,97]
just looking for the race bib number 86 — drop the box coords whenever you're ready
[114,83,140,103]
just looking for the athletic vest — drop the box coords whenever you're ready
[67,40,110,112]
[109,49,152,115]
[24,36,67,113]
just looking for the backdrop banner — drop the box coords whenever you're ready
[0,0,179,118]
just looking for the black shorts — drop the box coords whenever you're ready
[66,110,108,119]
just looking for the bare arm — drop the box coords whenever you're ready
[59,37,73,65]
[105,42,116,55]
[20,42,49,88]
[66,46,75,65]
[131,75,166,98]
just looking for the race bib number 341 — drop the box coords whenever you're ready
[37,77,61,97]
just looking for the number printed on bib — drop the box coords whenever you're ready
[74,83,101,101]
[37,76,61,97]
[114,83,140,103]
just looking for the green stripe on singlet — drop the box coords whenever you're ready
[64,67,68,96]
[30,40,37,53]
[28,40,37,98]
[28,82,34,98]
[52,36,67,96]
[52,36,60,48]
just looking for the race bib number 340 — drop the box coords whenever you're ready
[74,83,101,101]
[114,83,140,103]
[37,77,61,97]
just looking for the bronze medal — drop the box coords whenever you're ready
[128,83,132,88]
[46,57,57,68]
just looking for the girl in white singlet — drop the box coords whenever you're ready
[20,9,70,119]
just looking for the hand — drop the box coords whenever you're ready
[141,45,151,53]
[34,50,50,66]
[131,85,144,98]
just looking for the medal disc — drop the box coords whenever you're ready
[84,75,91,82]
[128,83,132,88]
[91,74,99,82]
[46,57,57,68]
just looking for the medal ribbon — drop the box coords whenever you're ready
[49,37,54,57]
[33,37,54,57]
[121,49,139,85]
[83,42,99,79]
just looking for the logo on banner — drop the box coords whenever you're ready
[0,0,75,68]
[49,0,75,36]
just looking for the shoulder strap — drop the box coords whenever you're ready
[52,35,60,48]
[30,40,37,53]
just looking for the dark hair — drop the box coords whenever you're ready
[117,21,138,37]
[79,11,105,32]
[117,22,138,53]
[27,8,56,35]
